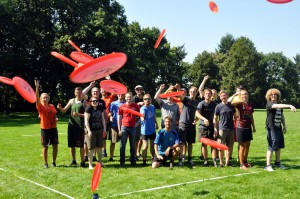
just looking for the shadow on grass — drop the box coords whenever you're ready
[193,190,210,196]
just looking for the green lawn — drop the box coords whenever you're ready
[0,110,300,199]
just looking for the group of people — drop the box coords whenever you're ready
[35,75,297,171]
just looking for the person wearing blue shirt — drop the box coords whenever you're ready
[140,94,158,166]
[152,116,180,169]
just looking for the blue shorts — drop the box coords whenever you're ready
[267,128,284,151]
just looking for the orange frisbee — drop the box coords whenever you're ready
[159,91,185,98]
[68,39,81,52]
[154,29,166,49]
[70,51,94,64]
[100,80,127,94]
[120,107,144,117]
[200,137,228,151]
[51,51,78,68]
[13,77,36,103]
[209,1,218,13]
[267,0,293,3]
[0,76,14,86]
[91,162,102,192]
[69,52,127,83]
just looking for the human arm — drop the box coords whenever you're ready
[154,144,163,160]
[213,114,219,138]
[118,114,122,136]
[271,104,296,112]
[198,75,209,99]
[34,80,40,106]
[102,111,107,138]
[282,113,286,133]
[84,112,92,137]
[165,142,180,156]
[154,84,165,105]
[195,110,209,127]
[251,113,256,133]
[82,81,96,101]
[57,99,72,113]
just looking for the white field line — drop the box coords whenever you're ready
[0,168,75,199]
[22,133,65,136]
[104,171,260,198]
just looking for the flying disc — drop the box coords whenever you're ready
[13,76,36,103]
[159,91,184,98]
[51,51,78,68]
[70,51,94,64]
[266,0,293,3]
[209,1,218,13]
[230,95,244,107]
[154,29,166,49]
[69,52,127,83]
[100,80,127,94]
[0,76,14,86]
[200,137,228,151]
[120,107,143,117]
[68,39,81,52]
[91,162,102,192]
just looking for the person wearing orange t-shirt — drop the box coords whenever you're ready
[35,80,58,169]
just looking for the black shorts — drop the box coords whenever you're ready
[136,122,141,142]
[140,133,156,140]
[267,128,284,151]
[178,123,196,144]
[198,127,215,141]
[153,150,173,165]
[236,128,253,143]
[68,124,84,148]
[41,128,59,146]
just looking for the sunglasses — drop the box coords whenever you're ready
[143,98,150,101]
[90,100,98,103]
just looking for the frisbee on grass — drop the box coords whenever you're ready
[154,29,166,49]
[267,0,293,4]
[120,107,143,117]
[70,51,94,64]
[68,39,82,52]
[13,76,36,103]
[200,137,228,151]
[69,52,127,83]
[209,1,218,13]
[0,76,14,86]
[100,80,127,94]
[91,162,102,192]
[51,51,78,68]
[159,91,185,98]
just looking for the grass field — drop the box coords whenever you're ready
[1,109,300,199]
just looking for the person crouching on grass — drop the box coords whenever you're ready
[264,88,296,172]
[152,117,180,169]
[35,80,58,169]
[84,97,106,169]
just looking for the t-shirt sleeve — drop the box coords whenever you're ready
[85,106,92,113]
[174,131,179,144]
[154,130,161,144]
[266,102,273,110]
[214,105,220,115]
[197,101,203,111]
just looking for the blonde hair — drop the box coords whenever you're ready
[219,90,227,96]
[265,88,281,101]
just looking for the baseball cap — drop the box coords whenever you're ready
[135,85,143,90]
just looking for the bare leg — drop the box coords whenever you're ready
[142,140,148,161]
[52,144,58,163]
[42,146,48,164]
[266,150,273,166]
[70,147,76,161]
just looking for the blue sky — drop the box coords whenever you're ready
[117,0,299,63]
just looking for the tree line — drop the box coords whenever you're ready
[0,0,299,113]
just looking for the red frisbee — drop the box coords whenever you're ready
[68,39,81,52]
[154,29,166,49]
[267,0,293,3]
[100,80,127,94]
[209,1,218,13]
[0,76,14,86]
[13,77,36,103]
[120,107,143,117]
[159,91,185,98]
[51,51,78,68]
[69,52,127,83]
[91,162,102,192]
[70,51,94,64]
[200,137,228,151]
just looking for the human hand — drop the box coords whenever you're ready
[290,105,296,112]
[103,131,106,138]
[160,84,165,90]
[204,75,210,80]
[157,155,164,160]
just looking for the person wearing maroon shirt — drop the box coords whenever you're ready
[118,92,140,167]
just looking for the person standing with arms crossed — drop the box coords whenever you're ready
[35,80,58,168]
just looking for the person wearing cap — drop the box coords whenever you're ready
[133,85,144,159]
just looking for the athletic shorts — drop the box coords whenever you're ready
[217,130,234,148]
[41,128,59,146]
[267,128,284,151]
[109,126,119,143]
[236,128,253,143]
[140,133,156,140]
[153,150,173,165]
[135,122,142,142]
[178,123,196,144]
[198,127,215,141]
[68,124,84,148]
[85,129,103,150]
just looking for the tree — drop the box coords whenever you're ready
[217,33,236,54]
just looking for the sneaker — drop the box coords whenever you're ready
[89,165,93,170]
[203,160,209,167]
[169,162,174,170]
[240,164,248,170]
[226,161,232,167]
[219,164,224,168]
[84,156,88,162]
[131,160,136,166]
[119,162,125,168]
[80,161,85,168]
[178,160,184,167]
[93,156,97,162]
[199,155,204,160]
[274,162,286,169]
[69,160,77,166]
[213,160,218,167]
[264,165,274,172]
[244,162,251,168]
[108,157,114,162]
[44,163,49,169]
[98,161,105,167]
[143,160,147,166]
[103,150,107,157]
[52,162,56,167]
[188,160,195,166]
